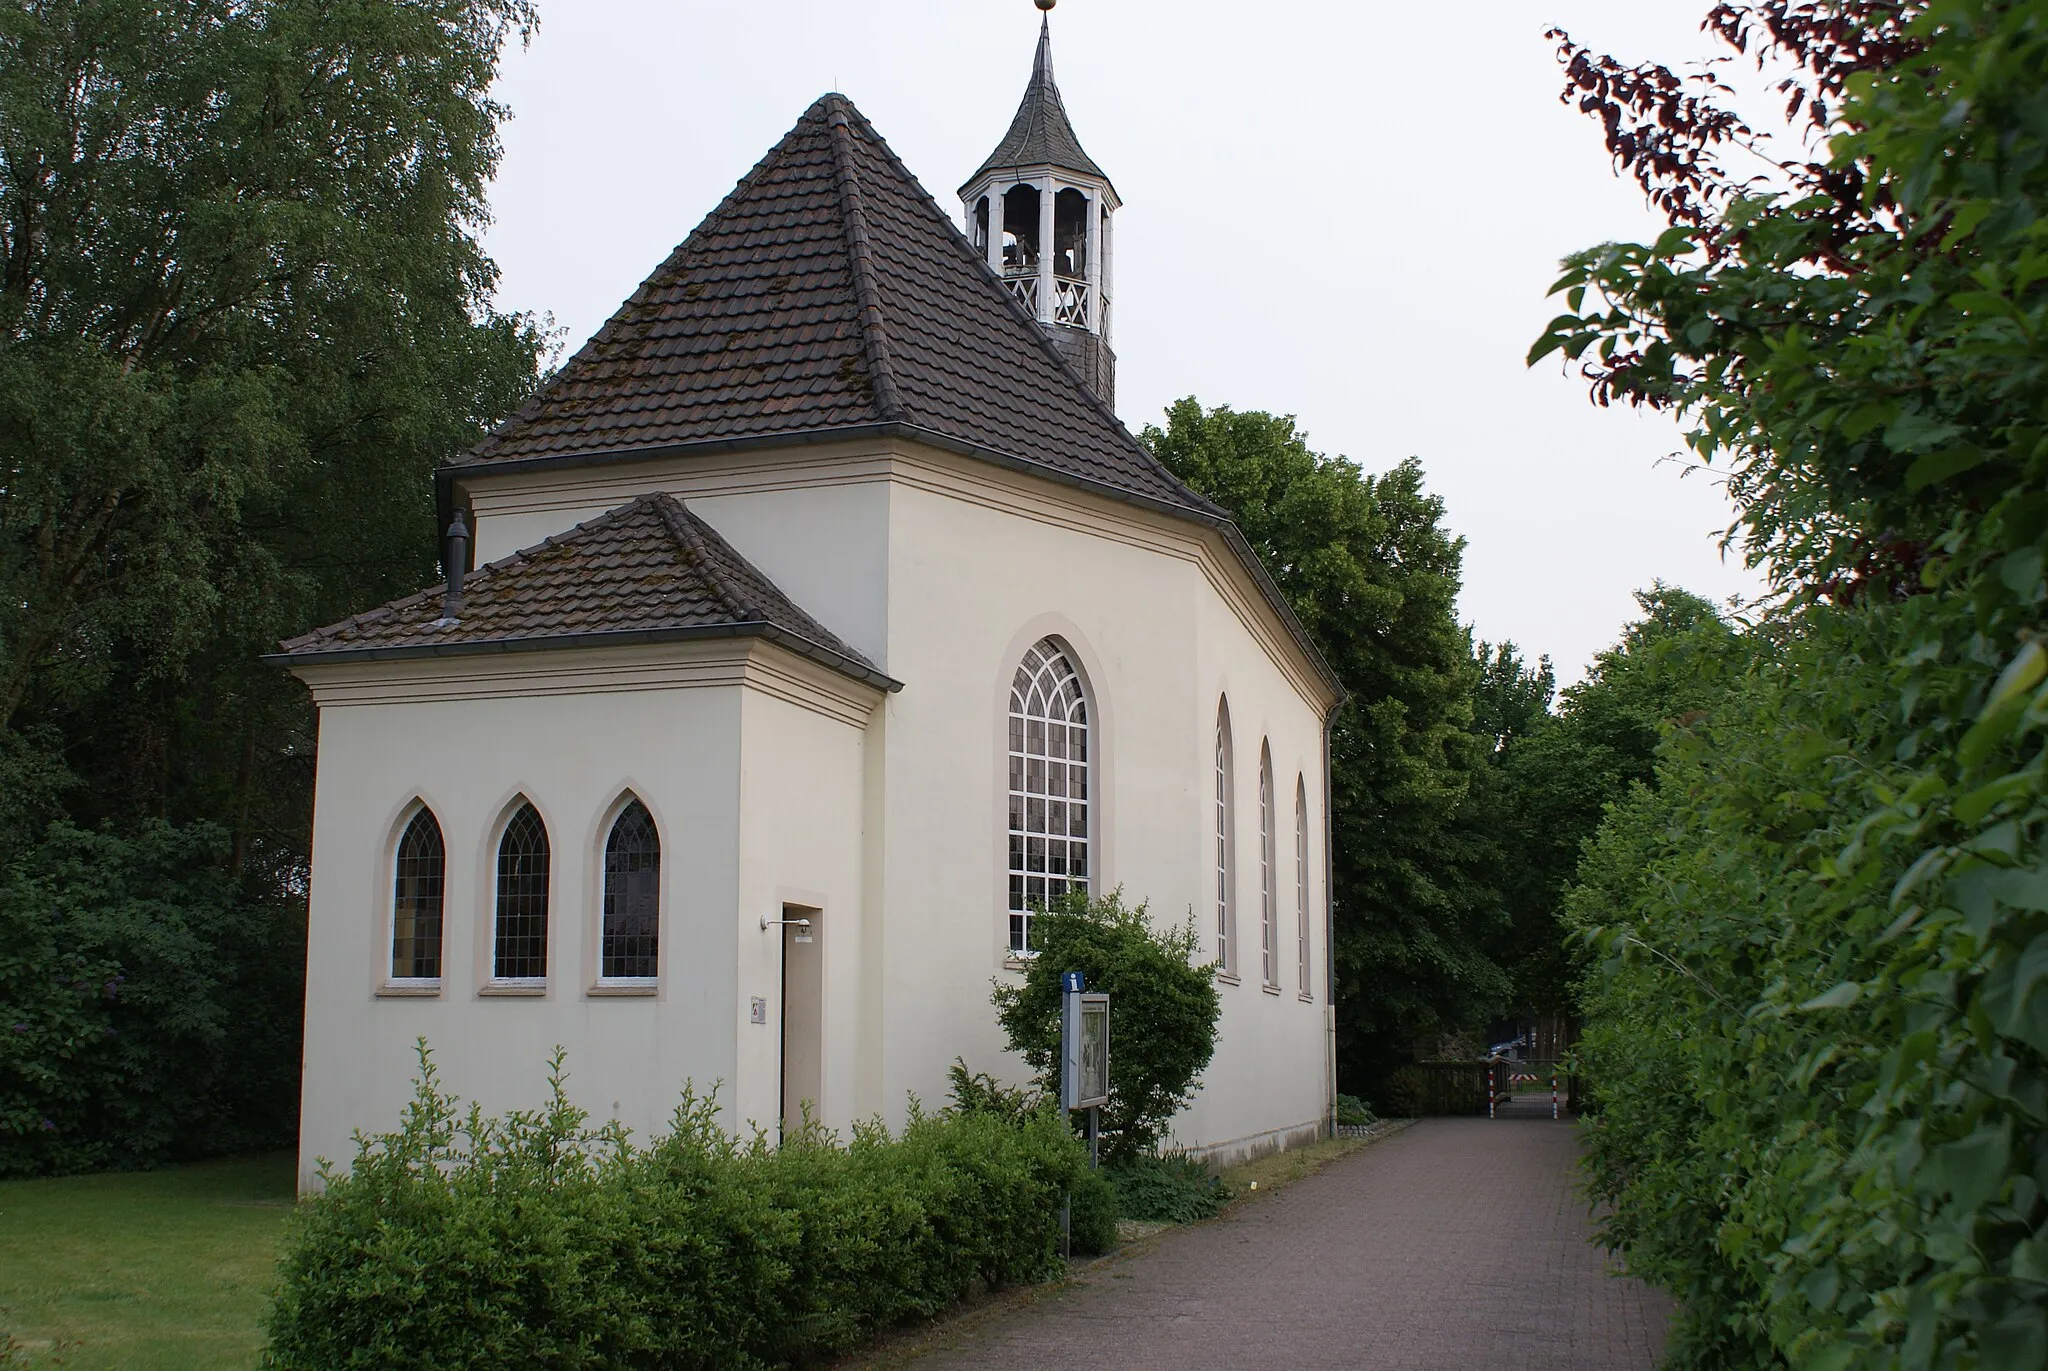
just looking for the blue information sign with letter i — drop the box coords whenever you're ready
[1061,971,1086,993]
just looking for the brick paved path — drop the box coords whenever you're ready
[902,1117,1670,1371]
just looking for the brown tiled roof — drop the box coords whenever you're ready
[268,494,895,690]
[454,93,1210,518]
[961,17,1114,194]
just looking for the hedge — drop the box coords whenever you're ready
[264,1047,1109,1370]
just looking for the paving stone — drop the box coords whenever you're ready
[903,1117,1671,1371]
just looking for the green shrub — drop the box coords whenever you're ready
[1376,1068,1424,1118]
[989,888,1220,1166]
[1334,1093,1376,1127]
[945,1059,1042,1127]
[1067,1165,1119,1255]
[1531,2,2048,1363]
[1,821,303,1177]
[947,1060,1116,1256]
[264,1045,1095,1370]
[1106,1152,1230,1225]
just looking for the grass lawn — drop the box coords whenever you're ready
[0,1152,294,1370]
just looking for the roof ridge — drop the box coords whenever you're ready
[650,494,757,623]
[824,96,904,423]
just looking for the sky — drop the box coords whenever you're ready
[478,0,1772,684]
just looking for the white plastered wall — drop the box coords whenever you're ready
[397,436,1334,1163]
[865,447,1333,1156]
[292,642,873,1192]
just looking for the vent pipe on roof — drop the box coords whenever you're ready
[439,508,470,624]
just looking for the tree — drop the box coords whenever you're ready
[1537,3,2048,1363]
[1483,587,1740,1014]
[0,0,545,860]
[1143,401,1507,1092]
[989,889,1220,1166]
[0,0,546,1170]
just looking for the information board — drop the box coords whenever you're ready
[1061,983,1109,1112]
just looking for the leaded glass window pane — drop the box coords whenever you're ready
[1296,777,1311,996]
[494,802,550,980]
[1216,708,1233,973]
[1260,747,1276,987]
[603,800,660,979]
[391,808,444,980]
[1007,638,1090,953]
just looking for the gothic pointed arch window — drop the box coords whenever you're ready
[391,806,444,982]
[1296,775,1311,997]
[602,799,660,981]
[1259,742,1277,988]
[494,801,550,981]
[1215,700,1236,977]
[1008,638,1090,954]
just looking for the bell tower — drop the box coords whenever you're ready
[961,0,1119,407]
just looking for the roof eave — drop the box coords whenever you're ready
[434,424,1345,708]
[958,161,1121,208]
[262,620,903,695]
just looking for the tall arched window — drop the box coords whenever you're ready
[391,807,444,981]
[1008,638,1090,954]
[603,799,660,980]
[1296,775,1311,997]
[1215,701,1235,976]
[1259,743,1277,988]
[494,801,550,981]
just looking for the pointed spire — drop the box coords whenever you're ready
[959,9,1113,195]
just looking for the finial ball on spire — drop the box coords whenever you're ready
[1035,0,1055,11]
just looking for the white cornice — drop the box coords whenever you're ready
[452,438,1340,716]
[291,637,881,728]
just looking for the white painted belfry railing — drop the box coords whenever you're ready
[1053,276,1092,328]
[1003,269,1093,329]
[1004,271,1040,316]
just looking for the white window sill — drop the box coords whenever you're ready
[1261,983,1283,996]
[377,981,442,999]
[1299,992,1316,1004]
[587,981,658,998]
[1216,970,1241,986]
[479,980,547,998]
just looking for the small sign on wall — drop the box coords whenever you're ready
[751,996,768,1025]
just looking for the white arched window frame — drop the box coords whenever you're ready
[390,805,445,984]
[1260,743,1277,989]
[1007,638,1091,954]
[1296,775,1312,997]
[1215,701,1236,977]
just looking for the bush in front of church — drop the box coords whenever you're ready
[946,1059,1119,1255]
[263,1044,1098,1370]
[989,889,1221,1167]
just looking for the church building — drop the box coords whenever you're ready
[273,13,1344,1189]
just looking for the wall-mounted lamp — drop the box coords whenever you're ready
[761,913,814,944]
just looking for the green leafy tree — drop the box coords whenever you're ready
[1144,401,1506,1090]
[0,0,546,1170]
[0,822,301,1175]
[0,0,545,859]
[1483,587,1741,1014]
[988,889,1220,1166]
[1537,2,2048,1364]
